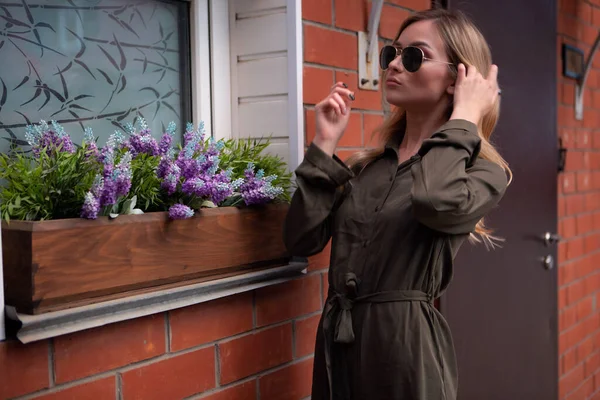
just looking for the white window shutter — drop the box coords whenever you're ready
[229,0,303,170]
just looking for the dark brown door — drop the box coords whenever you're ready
[441,1,559,400]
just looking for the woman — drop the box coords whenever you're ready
[283,8,511,400]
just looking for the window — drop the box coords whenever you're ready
[0,0,193,150]
[0,0,303,340]
[0,0,303,166]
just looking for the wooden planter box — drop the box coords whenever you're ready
[2,203,291,315]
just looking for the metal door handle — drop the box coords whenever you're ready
[543,232,561,246]
[541,255,554,270]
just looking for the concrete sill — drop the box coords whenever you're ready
[6,258,308,343]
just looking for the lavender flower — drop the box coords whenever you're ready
[83,127,99,159]
[158,122,177,156]
[25,120,75,156]
[81,192,101,219]
[124,118,160,156]
[169,204,195,220]
[239,163,284,205]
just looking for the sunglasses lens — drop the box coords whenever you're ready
[379,46,397,70]
[402,47,423,72]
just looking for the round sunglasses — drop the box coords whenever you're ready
[379,45,453,72]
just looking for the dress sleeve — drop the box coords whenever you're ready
[410,119,508,235]
[283,142,355,256]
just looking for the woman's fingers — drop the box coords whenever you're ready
[332,92,348,114]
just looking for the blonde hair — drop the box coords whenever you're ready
[347,8,512,247]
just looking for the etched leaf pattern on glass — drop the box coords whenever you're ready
[0,0,189,154]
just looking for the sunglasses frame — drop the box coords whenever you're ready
[379,45,453,72]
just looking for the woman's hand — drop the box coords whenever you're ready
[450,63,499,125]
[313,82,355,156]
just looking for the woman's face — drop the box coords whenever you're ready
[384,20,455,111]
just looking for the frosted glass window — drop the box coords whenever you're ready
[0,0,191,153]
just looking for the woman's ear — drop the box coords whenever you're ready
[446,83,455,95]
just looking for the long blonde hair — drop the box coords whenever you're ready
[347,8,512,247]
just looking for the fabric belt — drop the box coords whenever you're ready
[322,272,433,400]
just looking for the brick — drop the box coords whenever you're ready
[259,359,314,400]
[387,0,431,10]
[590,153,600,170]
[559,105,577,127]
[308,240,332,271]
[202,381,257,400]
[559,196,567,218]
[122,347,215,400]
[566,194,585,215]
[559,240,568,265]
[565,151,584,171]
[576,170,591,191]
[558,14,580,39]
[594,6,600,26]
[335,71,383,111]
[169,292,253,352]
[54,315,165,383]
[379,4,411,40]
[338,112,363,147]
[563,83,575,105]
[335,0,367,31]
[577,297,594,321]
[561,217,578,239]
[593,171,600,189]
[561,173,577,194]
[584,193,599,212]
[566,280,586,305]
[364,113,385,147]
[576,131,592,149]
[219,324,293,384]
[559,0,577,15]
[562,348,579,376]
[32,377,116,400]
[560,364,584,399]
[295,314,321,357]
[336,149,357,162]
[594,211,600,230]
[304,25,358,69]
[560,306,577,332]
[255,274,322,326]
[583,24,598,47]
[594,132,600,148]
[302,0,332,24]
[560,262,578,286]
[584,233,600,253]
[577,336,595,364]
[566,237,585,260]
[561,128,576,148]
[576,214,594,235]
[0,340,49,399]
[566,376,595,400]
[303,66,335,105]
[322,272,330,304]
[585,352,600,377]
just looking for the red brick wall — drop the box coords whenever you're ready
[0,2,451,400]
[557,1,600,399]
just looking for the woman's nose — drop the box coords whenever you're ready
[388,54,404,73]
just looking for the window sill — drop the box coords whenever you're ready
[6,258,308,343]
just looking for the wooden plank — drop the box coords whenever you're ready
[233,0,285,14]
[238,99,289,139]
[236,57,288,98]
[232,13,287,56]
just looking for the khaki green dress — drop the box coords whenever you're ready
[283,119,508,400]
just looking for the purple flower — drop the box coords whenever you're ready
[158,122,177,156]
[81,192,100,219]
[169,204,194,220]
[25,120,75,157]
[158,159,181,195]
[84,127,99,159]
[238,163,284,205]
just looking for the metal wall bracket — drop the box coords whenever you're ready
[358,0,384,91]
[575,33,600,120]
